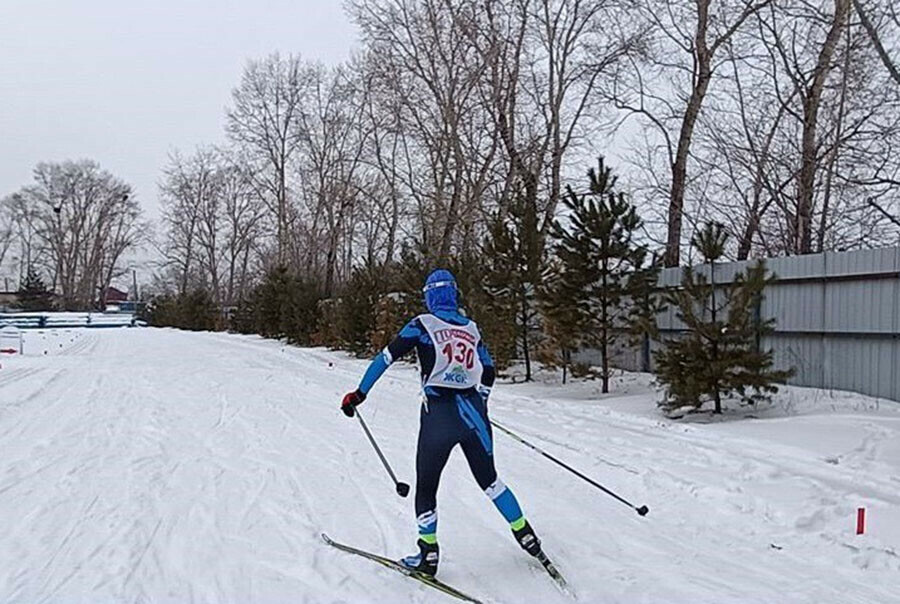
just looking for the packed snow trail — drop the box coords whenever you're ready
[1,328,898,602]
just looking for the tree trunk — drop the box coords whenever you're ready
[665,2,714,267]
[795,0,849,254]
[710,259,721,413]
[520,288,531,382]
[817,19,852,253]
[600,266,610,393]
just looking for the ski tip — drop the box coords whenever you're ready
[321,532,334,545]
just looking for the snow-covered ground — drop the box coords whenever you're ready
[1,328,898,603]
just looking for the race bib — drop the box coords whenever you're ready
[419,314,483,390]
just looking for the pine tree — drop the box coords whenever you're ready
[179,288,218,331]
[232,266,322,344]
[627,253,665,372]
[254,265,297,339]
[313,298,342,348]
[371,292,402,352]
[655,222,793,415]
[147,293,179,327]
[338,262,385,356]
[392,241,430,320]
[548,158,657,393]
[285,274,323,345]
[17,268,55,311]
[538,258,584,384]
[147,289,217,330]
[481,187,544,378]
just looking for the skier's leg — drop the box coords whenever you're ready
[414,397,455,542]
[414,424,452,545]
[457,391,543,556]
[402,398,455,575]
[455,393,525,527]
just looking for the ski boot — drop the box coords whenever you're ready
[512,520,542,557]
[400,539,439,576]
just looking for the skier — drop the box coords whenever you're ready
[340,268,543,577]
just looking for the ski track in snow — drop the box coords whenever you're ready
[1,328,898,603]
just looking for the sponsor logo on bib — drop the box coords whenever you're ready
[442,365,469,384]
[434,328,476,345]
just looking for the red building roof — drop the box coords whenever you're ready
[105,287,128,303]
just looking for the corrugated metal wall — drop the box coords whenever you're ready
[577,247,900,402]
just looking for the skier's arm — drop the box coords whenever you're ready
[477,340,496,400]
[357,319,422,395]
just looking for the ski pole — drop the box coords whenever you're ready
[355,409,411,498]
[491,419,649,516]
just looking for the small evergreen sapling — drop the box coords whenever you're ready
[626,253,665,372]
[17,268,55,311]
[655,223,793,414]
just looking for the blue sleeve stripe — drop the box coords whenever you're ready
[477,341,494,368]
[455,394,493,455]
[399,320,423,339]
[358,353,390,395]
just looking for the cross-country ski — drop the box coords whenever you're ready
[321,533,484,603]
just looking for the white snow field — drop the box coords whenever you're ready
[1,328,898,603]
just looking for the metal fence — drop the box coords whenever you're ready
[576,246,900,403]
[0,312,141,329]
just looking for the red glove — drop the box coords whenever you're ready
[341,390,366,417]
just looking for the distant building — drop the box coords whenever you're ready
[104,286,128,304]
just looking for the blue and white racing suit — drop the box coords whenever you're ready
[355,309,527,544]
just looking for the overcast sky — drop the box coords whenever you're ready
[0,1,358,220]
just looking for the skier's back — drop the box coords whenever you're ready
[340,269,542,576]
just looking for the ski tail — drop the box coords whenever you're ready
[321,533,483,603]
[535,549,572,596]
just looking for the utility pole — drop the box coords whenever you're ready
[132,269,139,316]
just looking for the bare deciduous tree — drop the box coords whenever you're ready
[160,148,265,306]
[852,0,900,86]
[479,0,638,240]
[608,0,773,266]
[8,160,142,309]
[227,53,308,264]
[350,0,498,261]
[0,199,14,281]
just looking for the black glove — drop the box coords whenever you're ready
[341,389,366,417]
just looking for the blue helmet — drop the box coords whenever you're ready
[423,269,458,313]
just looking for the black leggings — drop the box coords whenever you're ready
[415,389,496,520]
